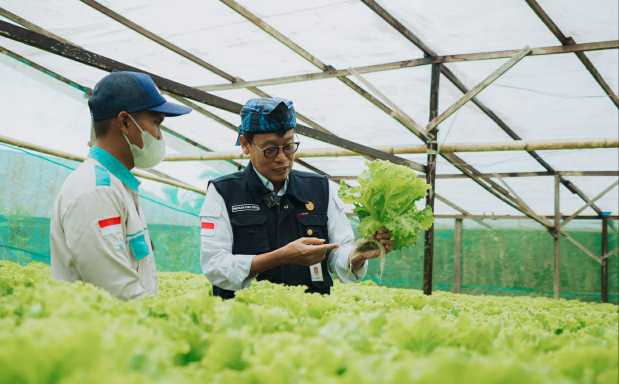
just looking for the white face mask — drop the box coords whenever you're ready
[124,115,166,169]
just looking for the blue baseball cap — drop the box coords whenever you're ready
[236,97,296,145]
[88,71,192,121]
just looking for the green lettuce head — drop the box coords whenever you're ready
[338,160,433,250]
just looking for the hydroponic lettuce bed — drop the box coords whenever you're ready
[0,261,616,384]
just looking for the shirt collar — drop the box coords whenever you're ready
[252,166,288,196]
[89,146,140,191]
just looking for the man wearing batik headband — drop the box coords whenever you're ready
[200,97,392,299]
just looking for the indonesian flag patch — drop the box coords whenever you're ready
[98,216,121,236]
[201,220,216,237]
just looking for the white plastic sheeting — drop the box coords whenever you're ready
[0,0,617,217]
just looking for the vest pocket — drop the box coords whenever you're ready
[297,213,328,239]
[230,213,269,254]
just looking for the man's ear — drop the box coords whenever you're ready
[239,135,251,155]
[116,111,130,134]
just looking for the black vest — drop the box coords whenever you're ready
[211,164,333,299]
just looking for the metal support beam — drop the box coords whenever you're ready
[0,11,464,215]
[218,0,568,227]
[605,247,619,259]
[332,170,619,181]
[360,0,608,218]
[163,94,323,175]
[0,43,245,172]
[0,30,334,179]
[508,184,555,227]
[423,63,440,295]
[1,6,616,240]
[524,0,619,107]
[601,217,609,303]
[197,40,619,91]
[561,180,619,228]
[553,175,561,299]
[563,233,602,264]
[492,172,553,228]
[347,67,421,135]
[219,0,428,139]
[485,170,617,178]
[0,11,244,169]
[427,47,531,132]
[76,0,338,135]
[163,138,619,161]
[0,45,91,94]
[442,151,553,228]
[453,218,463,293]
[78,0,232,79]
[0,6,72,45]
[434,214,619,221]
[0,13,398,180]
[215,2,545,229]
[0,3,330,160]
[0,133,205,194]
[550,177,602,267]
[435,194,492,229]
[0,21,236,110]
[0,20,425,172]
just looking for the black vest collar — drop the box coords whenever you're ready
[243,163,270,202]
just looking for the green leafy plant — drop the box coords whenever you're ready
[0,261,617,383]
[339,160,434,250]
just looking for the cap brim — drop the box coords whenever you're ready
[148,101,192,117]
[235,131,241,146]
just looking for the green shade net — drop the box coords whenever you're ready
[1,143,617,303]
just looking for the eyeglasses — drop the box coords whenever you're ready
[252,142,300,159]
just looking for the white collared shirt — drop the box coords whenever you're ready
[199,167,368,291]
[253,166,288,196]
[50,147,157,300]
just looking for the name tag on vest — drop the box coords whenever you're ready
[231,204,261,213]
[310,263,324,282]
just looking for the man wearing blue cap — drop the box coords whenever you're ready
[200,97,391,299]
[50,71,191,300]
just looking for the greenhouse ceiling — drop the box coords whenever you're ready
[0,0,617,220]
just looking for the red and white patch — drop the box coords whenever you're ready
[201,221,216,237]
[98,216,121,236]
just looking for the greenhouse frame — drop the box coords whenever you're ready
[0,0,617,302]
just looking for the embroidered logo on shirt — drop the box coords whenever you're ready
[231,204,261,213]
[98,216,121,236]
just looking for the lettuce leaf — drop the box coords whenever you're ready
[0,261,617,383]
[338,160,433,250]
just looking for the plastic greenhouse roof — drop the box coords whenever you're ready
[0,0,617,218]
